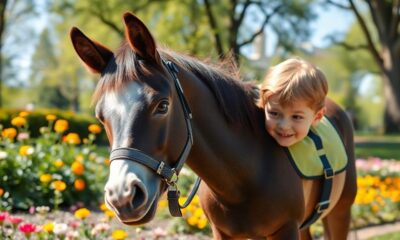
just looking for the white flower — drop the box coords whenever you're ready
[53,223,68,235]
[91,222,110,236]
[66,230,79,240]
[0,151,7,159]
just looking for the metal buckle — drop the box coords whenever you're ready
[324,168,334,179]
[168,169,179,184]
[157,161,165,175]
[316,200,330,213]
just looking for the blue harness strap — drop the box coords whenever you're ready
[299,130,333,230]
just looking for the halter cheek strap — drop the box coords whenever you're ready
[110,60,201,217]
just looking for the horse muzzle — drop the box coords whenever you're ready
[104,160,160,224]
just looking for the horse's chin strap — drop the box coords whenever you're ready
[109,60,201,217]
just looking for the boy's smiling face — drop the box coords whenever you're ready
[264,95,325,147]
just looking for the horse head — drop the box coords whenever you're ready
[70,12,191,224]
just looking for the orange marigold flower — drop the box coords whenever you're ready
[74,208,91,220]
[19,145,34,156]
[54,119,68,132]
[2,128,17,139]
[46,114,57,121]
[52,180,67,191]
[0,187,4,197]
[19,111,30,117]
[71,161,84,175]
[88,124,102,134]
[74,179,85,191]
[40,174,52,183]
[104,159,110,165]
[64,133,81,144]
[11,116,27,127]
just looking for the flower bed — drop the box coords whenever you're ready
[1,111,400,238]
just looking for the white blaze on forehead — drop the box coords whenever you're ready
[103,82,145,117]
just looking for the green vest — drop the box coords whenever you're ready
[286,116,348,179]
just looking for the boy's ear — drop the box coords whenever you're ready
[312,107,326,126]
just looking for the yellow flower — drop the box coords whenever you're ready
[100,203,108,212]
[74,208,91,220]
[74,179,85,191]
[2,128,17,139]
[88,124,102,134]
[71,161,85,175]
[112,229,128,240]
[159,199,168,208]
[11,116,27,127]
[19,111,30,117]
[197,218,208,229]
[42,222,54,233]
[104,159,110,165]
[0,187,4,197]
[40,174,52,183]
[193,207,204,217]
[54,119,68,132]
[64,133,81,144]
[105,210,115,218]
[52,180,67,191]
[187,216,198,226]
[53,159,64,168]
[75,154,84,162]
[19,145,34,156]
[46,114,57,121]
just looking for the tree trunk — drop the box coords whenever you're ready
[383,60,400,133]
[0,0,7,108]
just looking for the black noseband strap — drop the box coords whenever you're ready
[110,148,177,182]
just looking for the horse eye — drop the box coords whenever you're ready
[156,100,169,114]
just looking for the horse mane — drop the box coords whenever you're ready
[93,41,261,131]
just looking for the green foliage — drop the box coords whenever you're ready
[0,111,108,211]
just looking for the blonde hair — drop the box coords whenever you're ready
[259,57,328,111]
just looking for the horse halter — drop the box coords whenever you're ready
[109,60,200,217]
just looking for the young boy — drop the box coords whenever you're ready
[258,57,328,147]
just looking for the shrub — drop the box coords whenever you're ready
[0,111,109,210]
[0,108,107,144]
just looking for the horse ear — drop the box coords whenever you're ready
[70,27,113,74]
[123,12,160,64]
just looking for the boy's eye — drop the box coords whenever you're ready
[293,115,304,120]
[267,111,278,117]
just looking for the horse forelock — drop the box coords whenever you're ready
[92,41,149,105]
[91,42,261,131]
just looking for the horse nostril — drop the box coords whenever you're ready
[131,180,148,209]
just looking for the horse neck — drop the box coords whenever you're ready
[177,69,265,203]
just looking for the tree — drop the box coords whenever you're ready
[326,0,400,133]
[203,0,316,64]
[0,0,36,107]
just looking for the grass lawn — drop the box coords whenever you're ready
[355,134,400,160]
[368,231,400,240]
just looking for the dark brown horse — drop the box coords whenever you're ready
[70,12,357,239]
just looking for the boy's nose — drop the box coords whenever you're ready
[278,119,290,130]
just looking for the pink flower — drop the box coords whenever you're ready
[29,206,36,214]
[19,223,37,234]
[68,220,81,229]
[8,216,23,225]
[0,212,9,222]
[153,227,167,237]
